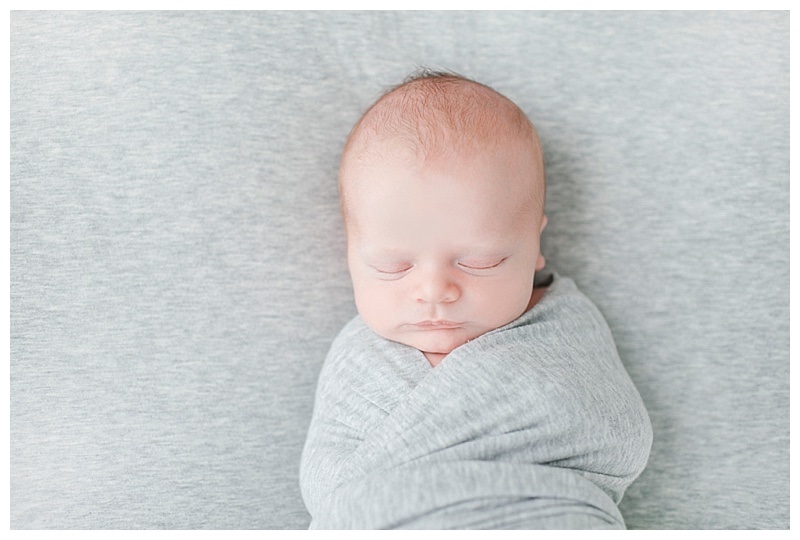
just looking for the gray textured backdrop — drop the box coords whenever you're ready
[11,11,788,529]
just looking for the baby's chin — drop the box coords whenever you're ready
[391,327,477,357]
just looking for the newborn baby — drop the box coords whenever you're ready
[339,71,547,367]
[300,71,652,529]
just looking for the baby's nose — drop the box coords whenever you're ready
[412,271,461,304]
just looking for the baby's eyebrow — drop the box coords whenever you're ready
[462,242,508,252]
[460,242,515,255]
[358,247,409,260]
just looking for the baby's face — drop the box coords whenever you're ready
[345,141,546,358]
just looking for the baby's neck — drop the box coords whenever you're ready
[526,284,548,311]
[423,351,448,367]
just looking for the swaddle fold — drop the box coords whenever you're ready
[300,274,652,529]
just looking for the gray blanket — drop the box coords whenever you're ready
[300,274,652,529]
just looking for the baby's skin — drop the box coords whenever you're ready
[339,73,548,366]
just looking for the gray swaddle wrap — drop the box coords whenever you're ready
[300,274,652,529]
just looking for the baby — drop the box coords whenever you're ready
[300,71,652,529]
[339,71,548,366]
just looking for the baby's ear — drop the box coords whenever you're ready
[536,215,547,271]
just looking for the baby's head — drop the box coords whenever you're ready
[339,71,547,362]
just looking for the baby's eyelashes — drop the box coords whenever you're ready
[368,257,508,280]
[371,264,414,280]
[457,257,507,272]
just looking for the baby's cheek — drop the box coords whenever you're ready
[475,279,531,325]
[354,283,398,332]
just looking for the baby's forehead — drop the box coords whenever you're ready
[349,142,539,224]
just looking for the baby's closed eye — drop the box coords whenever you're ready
[367,256,508,280]
[457,257,507,271]
[370,263,413,279]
